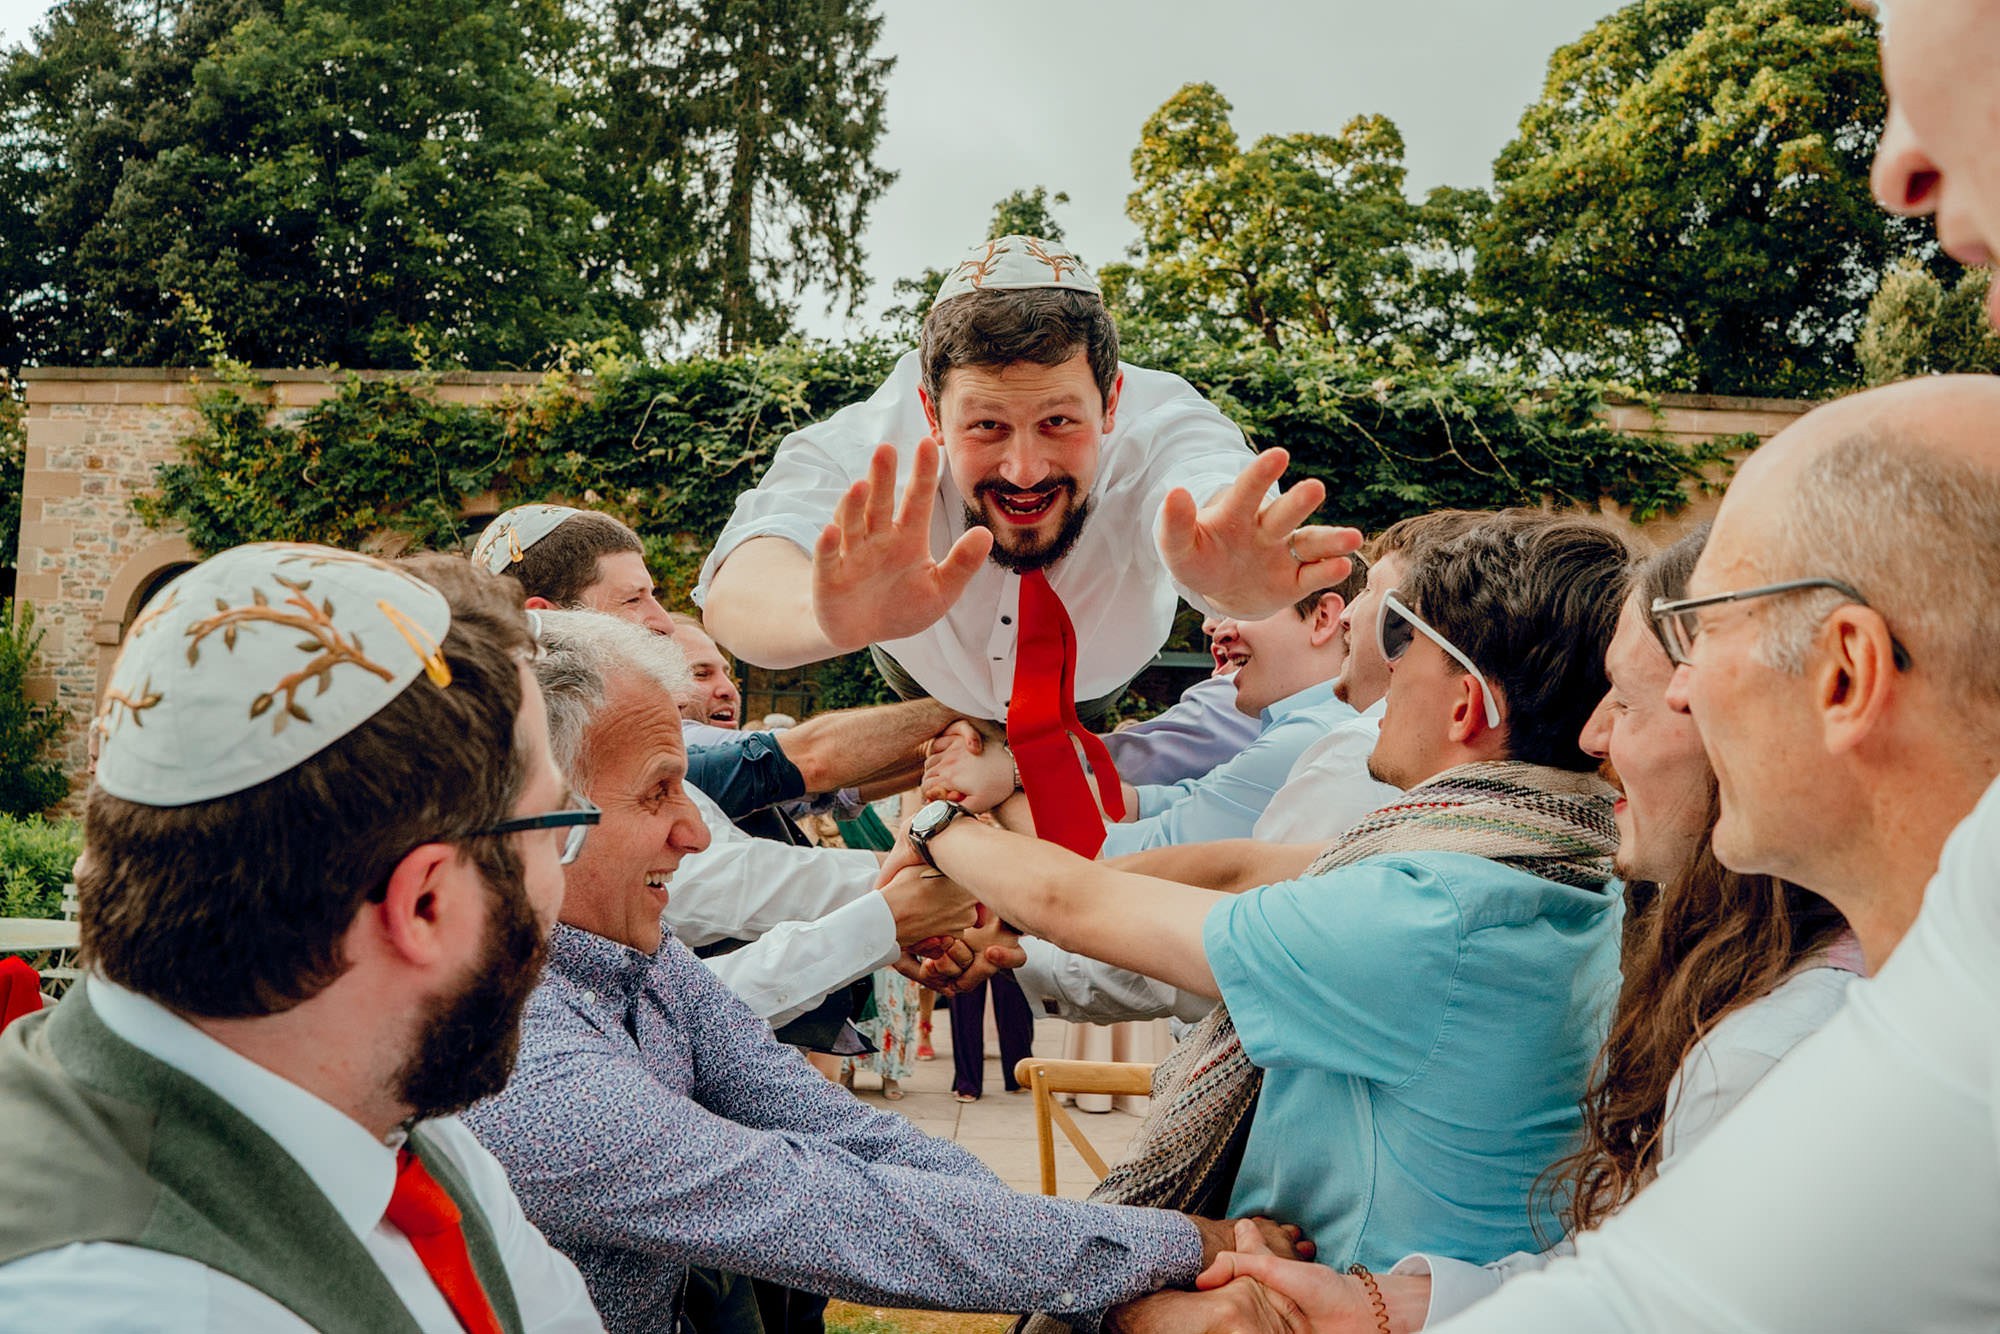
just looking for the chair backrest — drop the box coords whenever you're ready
[1013,1058,1157,1195]
[61,883,80,921]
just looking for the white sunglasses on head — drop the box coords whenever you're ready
[1376,589,1502,729]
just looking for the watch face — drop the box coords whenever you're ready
[912,798,958,838]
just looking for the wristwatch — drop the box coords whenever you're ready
[907,798,969,869]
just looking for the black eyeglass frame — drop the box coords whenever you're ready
[480,798,602,865]
[1650,578,1912,672]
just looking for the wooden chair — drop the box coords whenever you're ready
[1013,1058,1156,1195]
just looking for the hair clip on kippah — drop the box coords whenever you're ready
[379,600,453,687]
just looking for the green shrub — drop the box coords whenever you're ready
[0,600,70,816]
[0,815,81,919]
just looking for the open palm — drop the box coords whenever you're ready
[1161,448,1362,619]
[812,438,993,653]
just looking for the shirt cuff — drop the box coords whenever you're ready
[1390,1253,1506,1326]
[694,517,826,606]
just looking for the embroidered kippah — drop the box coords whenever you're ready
[93,543,454,806]
[931,234,1100,309]
[470,504,585,575]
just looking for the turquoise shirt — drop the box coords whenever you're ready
[1204,851,1622,1271]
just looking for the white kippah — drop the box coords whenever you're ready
[471,504,586,575]
[931,234,1100,309]
[93,543,455,807]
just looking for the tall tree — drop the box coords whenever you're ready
[597,0,896,354]
[1114,83,1431,353]
[1474,0,1930,396]
[1855,259,2000,385]
[0,0,646,368]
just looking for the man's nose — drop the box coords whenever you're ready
[674,802,713,855]
[1578,696,1613,760]
[1872,103,1940,217]
[1663,661,1696,717]
[996,441,1052,489]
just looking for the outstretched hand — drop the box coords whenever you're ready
[813,439,994,654]
[1160,449,1362,620]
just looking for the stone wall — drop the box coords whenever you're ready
[11,369,1813,803]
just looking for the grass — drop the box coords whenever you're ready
[826,1301,1018,1334]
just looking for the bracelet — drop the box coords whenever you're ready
[1347,1264,1391,1334]
[1006,745,1021,792]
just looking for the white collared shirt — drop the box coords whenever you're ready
[694,351,1254,719]
[1251,697,1398,843]
[672,784,901,1027]
[0,979,603,1332]
[1430,776,2000,1333]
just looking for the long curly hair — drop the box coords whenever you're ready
[1550,528,1849,1237]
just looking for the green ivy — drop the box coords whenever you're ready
[0,814,80,919]
[134,337,1745,713]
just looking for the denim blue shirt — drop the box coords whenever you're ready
[1100,680,1349,856]
[463,925,1204,1332]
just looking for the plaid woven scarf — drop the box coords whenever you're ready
[1019,760,1617,1334]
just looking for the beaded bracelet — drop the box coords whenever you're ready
[1347,1264,1392,1334]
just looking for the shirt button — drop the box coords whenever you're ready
[1001,615,1012,625]
[581,990,597,1004]
[1055,1293,1077,1310]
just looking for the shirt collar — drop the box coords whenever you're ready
[547,922,660,998]
[1258,678,1341,727]
[86,976,402,1241]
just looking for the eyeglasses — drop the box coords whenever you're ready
[1376,590,1503,729]
[481,796,602,865]
[1649,579,1912,671]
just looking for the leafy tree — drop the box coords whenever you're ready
[1856,259,2000,384]
[880,186,1072,347]
[594,0,896,354]
[1112,83,1444,355]
[1475,0,1931,396]
[0,0,647,369]
[0,600,68,817]
[1,377,22,560]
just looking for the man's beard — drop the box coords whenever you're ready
[964,479,1093,574]
[394,867,546,1121]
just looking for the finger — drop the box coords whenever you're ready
[813,522,844,576]
[1292,556,1354,596]
[984,943,1029,969]
[933,527,993,601]
[1158,486,1199,560]
[1256,476,1326,535]
[834,477,872,544]
[862,444,899,532]
[1224,449,1291,518]
[1278,524,1363,564]
[1195,1253,1242,1291]
[897,436,941,531]
[941,719,984,753]
[1236,1218,1275,1256]
[1196,1252,1291,1291]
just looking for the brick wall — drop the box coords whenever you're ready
[10,369,1812,804]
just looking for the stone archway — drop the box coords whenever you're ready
[92,535,200,701]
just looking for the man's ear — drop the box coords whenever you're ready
[1444,673,1493,747]
[1101,371,1125,435]
[369,842,465,969]
[524,595,557,611]
[1817,606,1898,756]
[919,385,940,436]
[1308,593,1345,647]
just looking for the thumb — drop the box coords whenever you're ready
[1158,486,1199,559]
[1194,1251,1290,1293]
[934,527,993,600]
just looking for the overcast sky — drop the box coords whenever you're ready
[0,0,1618,341]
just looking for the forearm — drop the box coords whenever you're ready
[782,698,960,793]
[702,537,844,668]
[925,820,1223,997]
[1105,839,1320,894]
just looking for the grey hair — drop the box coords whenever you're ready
[1756,430,2000,719]
[530,610,694,780]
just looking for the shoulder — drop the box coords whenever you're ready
[1697,966,1858,1067]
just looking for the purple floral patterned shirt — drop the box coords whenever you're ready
[463,924,1204,1332]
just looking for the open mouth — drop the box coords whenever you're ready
[989,489,1061,524]
[644,871,672,904]
[1222,649,1251,670]
[709,705,737,726]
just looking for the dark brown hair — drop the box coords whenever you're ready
[498,511,644,606]
[919,287,1119,408]
[81,554,537,1018]
[1403,514,1634,771]
[1551,528,1849,1235]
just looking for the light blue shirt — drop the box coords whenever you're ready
[1204,851,1623,1272]
[1099,673,1263,788]
[1100,680,1347,856]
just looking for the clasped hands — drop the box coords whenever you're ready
[1109,1218,1424,1334]
[812,438,1361,654]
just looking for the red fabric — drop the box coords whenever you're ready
[0,956,44,1031]
[386,1148,506,1334]
[1006,569,1126,858]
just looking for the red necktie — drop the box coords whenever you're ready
[1007,569,1126,856]
[386,1147,506,1334]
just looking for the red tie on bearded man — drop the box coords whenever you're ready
[386,1147,506,1334]
[1006,569,1126,857]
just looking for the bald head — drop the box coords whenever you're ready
[1703,376,2000,717]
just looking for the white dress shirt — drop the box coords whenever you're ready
[674,784,901,1027]
[1432,776,2000,1333]
[1012,936,1218,1026]
[0,979,603,1333]
[1100,673,1263,787]
[1251,697,1397,843]
[1403,962,1857,1324]
[694,351,1254,719]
